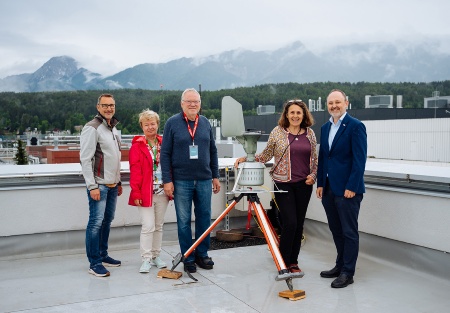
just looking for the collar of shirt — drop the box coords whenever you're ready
[328,112,347,149]
[328,112,347,125]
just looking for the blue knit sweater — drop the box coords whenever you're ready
[160,112,219,183]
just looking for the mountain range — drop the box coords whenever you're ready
[1,40,449,92]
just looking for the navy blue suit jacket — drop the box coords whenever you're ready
[317,113,367,196]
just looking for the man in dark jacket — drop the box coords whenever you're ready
[316,89,367,288]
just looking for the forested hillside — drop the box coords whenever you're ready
[0,81,448,135]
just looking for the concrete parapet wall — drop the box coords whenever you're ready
[306,184,450,253]
[0,159,449,257]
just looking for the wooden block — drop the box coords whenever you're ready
[157,269,182,279]
[278,289,306,301]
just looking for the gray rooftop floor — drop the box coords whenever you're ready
[1,228,449,313]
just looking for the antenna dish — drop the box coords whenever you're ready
[221,96,245,137]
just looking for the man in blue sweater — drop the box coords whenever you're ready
[161,88,221,273]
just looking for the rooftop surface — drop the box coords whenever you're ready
[1,223,449,313]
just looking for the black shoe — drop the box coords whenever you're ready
[320,266,341,278]
[195,255,214,270]
[184,262,197,273]
[331,273,354,288]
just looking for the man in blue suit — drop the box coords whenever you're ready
[316,89,367,288]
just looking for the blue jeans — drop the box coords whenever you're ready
[85,184,118,267]
[173,180,212,263]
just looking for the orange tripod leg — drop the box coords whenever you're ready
[171,194,245,271]
[249,195,296,291]
[257,202,280,246]
[171,192,298,292]
[249,198,287,271]
[183,199,239,259]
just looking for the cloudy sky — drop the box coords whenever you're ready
[1,0,449,78]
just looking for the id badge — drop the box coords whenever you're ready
[189,145,199,159]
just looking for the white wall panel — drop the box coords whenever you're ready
[365,118,450,162]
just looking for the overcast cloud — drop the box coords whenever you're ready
[1,0,449,78]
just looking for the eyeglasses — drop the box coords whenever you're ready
[100,103,115,109]
[287,99,304,104]
[182,100,201,105]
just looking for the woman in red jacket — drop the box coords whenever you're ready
[128,109,171,273]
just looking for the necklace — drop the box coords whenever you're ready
[288,127,302,140]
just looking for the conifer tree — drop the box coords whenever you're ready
[14,139,28,165]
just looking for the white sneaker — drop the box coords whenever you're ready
[139,260,151,273]
[150,256,167,269]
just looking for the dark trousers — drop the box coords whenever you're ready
[322,183,363,276]
[274,180,312,266]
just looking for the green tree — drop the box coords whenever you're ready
[14,139,28,165]
[1,82,450,134]
[39,120,49,134]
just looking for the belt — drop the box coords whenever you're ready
[105,183,117,188]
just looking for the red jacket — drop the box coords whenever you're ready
[128,135,162,207]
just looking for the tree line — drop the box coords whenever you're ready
[0,80,448,136]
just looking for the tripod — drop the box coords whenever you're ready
[170,191,303,292]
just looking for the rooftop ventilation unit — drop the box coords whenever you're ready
[257,105,275,115]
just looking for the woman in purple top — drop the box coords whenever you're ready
[235,100,318,275]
